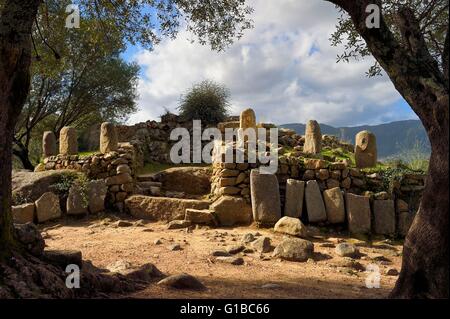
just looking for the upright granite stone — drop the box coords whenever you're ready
[100,122,118,154]
[396,199,414,237]
[355,130,377,168]
[35,192,62,223]
[345,193,371,234]
[323,187,345,224]
[239,108,256,129]
[305,180,327,223]
[59,126,78,155]
[373,199,395,235]
[87,180,107,213]
[303,120,322,154]
[250,169,281,225]
[67,182,88,215]
[284,179,305,218]
[42,131,56,157]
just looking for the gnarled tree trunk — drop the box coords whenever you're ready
[327,0,449,298]
[0,0,41,255]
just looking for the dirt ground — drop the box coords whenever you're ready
[40,213,403,299]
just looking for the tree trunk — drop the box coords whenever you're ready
[13,141,35,171]
[390,107,449,298]
[0,0,41,255]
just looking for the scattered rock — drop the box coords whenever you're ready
[106,260,132,273]
[251,236,272,253]
[335,243,358,257]
[114,220,133,227]
[216,256,244,265]
[242,233,256,243]
[386,268,399,276]
[168,244,182,251]
[157,274,205,290]
[154,239,162,245]
[273,238,314,262]
[227,245,245,254]
[167,220,192,230]
[211,250,232,257]
[274,216,308,238]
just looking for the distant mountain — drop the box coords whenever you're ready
[280,120,430,159]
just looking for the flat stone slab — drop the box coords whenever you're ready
[125,195,210,221]
[305,180,327,223]
[373,199,395,236]
[250,169,281,225]
[284,179,305,218]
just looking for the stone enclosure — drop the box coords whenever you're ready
[13,110,424,240]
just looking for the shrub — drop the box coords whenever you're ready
[178,80,230,125]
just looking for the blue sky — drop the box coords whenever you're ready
[121,0,418,127]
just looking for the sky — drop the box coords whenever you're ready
[122,0,418,127]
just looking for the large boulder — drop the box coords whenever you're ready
[274,216,308,238]
[100,122,119,154]
[42,131,57,157]
[155,167,211,195]
[125,195,210,221]
[59,126,78,155]
[345,193,371,234]
[284,179,305,218]
[323,187,345,224]
[210,196,252,226]
[87,180,107,213]
[12,170,81,204]
[273,238,314,262]
[303,120,322,154]
[35,192,62,223]
[67,182,88,215]
[355,130,377,168]
[250,169,281,225]
[373,200,395,236]
[12,203,35,224]
[305,180,327,223]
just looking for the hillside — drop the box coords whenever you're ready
[280,120,430,159]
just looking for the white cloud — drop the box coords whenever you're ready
[128,0,417,127]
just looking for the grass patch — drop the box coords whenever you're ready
[78,151,98,158]
[321,147,355,165]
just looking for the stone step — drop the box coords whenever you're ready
[136,174,157,182]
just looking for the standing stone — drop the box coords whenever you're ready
[355,130,377,168]
[284,179,305,218]
[303,120,322,154]
[239,108,256,129]
[87,180,107,213]
[59,126,78,155]
[250,169,281,225]
[100,122,118,154]
[323,187,345,224]
[42,131,56,157]
[373,200,395,236]
[67,182,88,215]
[304,180,327,223]
[345,193,371,234]
[35,192,62,223]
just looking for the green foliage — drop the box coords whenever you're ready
[178,80,230,125]
[330,1,448,76]
[321,147,355,165]
[51,172,79,195]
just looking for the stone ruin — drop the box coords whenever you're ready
[13,112,423,241]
